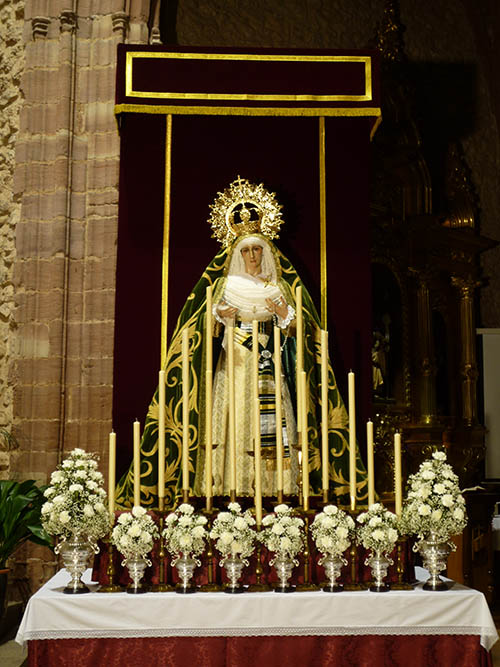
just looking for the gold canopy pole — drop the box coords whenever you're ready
[319,116,327,330]
[160,114,172,368]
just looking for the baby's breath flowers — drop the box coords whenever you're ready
[400,451,467,542]
[310,505,355,557]
[163,503,208,559]
[41,448,109,541]
[112,506,159,560]
[357,503,399,555]
[210,502,256,564]
[258,504,305,560]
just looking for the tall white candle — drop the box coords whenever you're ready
[296,286,303,433]
[394,431,402,516]
[158,370,166,499]
[108,430,116,517]
[205,286,213,505]
[367,420,375,506]
[227,325,237,493]
[300,370,309,510]
[133,420,141,507]
[348,371,356,511]
[254,397,262,527]
[274,326,284,495]
[321,329,329,494]
[182,329,190,493]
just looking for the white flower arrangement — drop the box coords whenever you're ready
[357,503,399,555]
[112,506,159,561]
[210,502,257,564]
[163,503,208,559]
[258,504,305,560]
[400,450,467,541]
[41,448,109,541]
[310,504,355,558]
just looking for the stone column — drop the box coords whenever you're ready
[451,276,480,426]
[415,277,437,423]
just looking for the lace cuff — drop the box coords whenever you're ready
[278,305,295,329]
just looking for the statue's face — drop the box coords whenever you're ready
[240,244,263,274]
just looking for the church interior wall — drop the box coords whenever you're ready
[0,0,498,593]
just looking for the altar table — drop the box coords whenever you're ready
[17,568,498,666]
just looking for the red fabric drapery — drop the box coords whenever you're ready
[28,635,492,667]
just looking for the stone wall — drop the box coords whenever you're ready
[0,0,24,474]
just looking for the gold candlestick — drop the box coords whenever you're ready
[200,510,221,592]
[152,498,173,592]
[296,510,318,591]
[99,532,122,593]
[247,536,271,592]
[391,536,413,590]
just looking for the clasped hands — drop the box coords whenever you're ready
[217,297,288,320]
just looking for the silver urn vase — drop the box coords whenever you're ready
[365,550,392,592]
[319,553,346,592]
[55,533,99,594]
[124,555,151,593]
[223,555,246,593]
[271,554,297,592]
[416,533,454,591]
[174,553,200,593]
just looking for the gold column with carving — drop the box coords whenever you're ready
[415,278,437,423]
[451,276,480,426]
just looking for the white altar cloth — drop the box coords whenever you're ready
[16,567,498,651]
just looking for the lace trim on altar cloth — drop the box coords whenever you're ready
[17,626,497,651]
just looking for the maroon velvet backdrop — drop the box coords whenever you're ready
[113,47,376,475]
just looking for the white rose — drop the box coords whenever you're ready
[94,502,105,513]
[323,505,338,515]
[192,525,206,539]
[272,523,285,535]
[165,513,177,524]
[262,515,273,526]
[220,531,233,545]
[217,512,230,522]
[59,510,71,524]
[336,526,349,539]
[178,504,194,515]
[141,530,151,542]
[371,529,384,541]
[118,513,132,524]
[319,536,333,550]
[453,508,464,520]
[388,528,398,542]
[51,471,63,483]
[369,516,382,527]
[53,495,65,504]
[120,535,131,548]
[275,504,289,514]
[418,504,431,516]
[132,506,147,517]
[431,509,442,521]
[433,483,446,494]
[422,470,435,480]
[233,517,247,531]
[228,502,241,513]
[62,460,73,469]
[432,451,446,461]
[75,470,87,479]
[128,523,142,537]
[69,484,83,493]
[41,502,52,514]
[73,448,86,456]
[179,515,192,527]
[179,534,192,548]
[44,487,55,498]
[86,480,98,491]
[231,541,242,554]
[288,525,300,537]
[280,536,292,550]
[441,494,454,507]
[321,516,334,529]
[83,504,94,517]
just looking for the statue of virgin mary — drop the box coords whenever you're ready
[115,177,368,510]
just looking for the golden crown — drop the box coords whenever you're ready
[208,176,284,247]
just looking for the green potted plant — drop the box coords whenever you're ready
[0,479,53,618]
